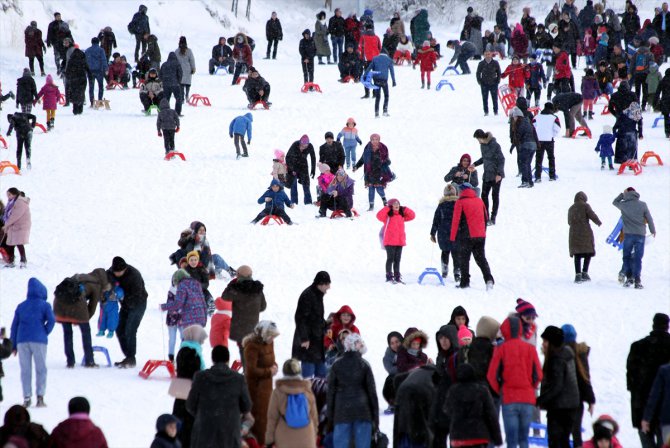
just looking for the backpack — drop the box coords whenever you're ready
[634,53,647,72]
[624,101,642,122]
[285,393,309,428]
[54,277,83,304]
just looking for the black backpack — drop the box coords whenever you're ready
[54,277,83,304]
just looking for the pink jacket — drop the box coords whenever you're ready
[377,205,415,246]
[4,196,31,245]
[35,76,60,110]
[318,172,335,192]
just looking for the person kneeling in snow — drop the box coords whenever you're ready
[157,98,180,155]
[251,179,294,225]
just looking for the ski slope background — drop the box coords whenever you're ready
[0,1,668,446]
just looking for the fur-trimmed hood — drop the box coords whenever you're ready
[403,327,429,349]
[225,278,264,295]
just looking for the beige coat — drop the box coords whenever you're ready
[4,196,31,245]
[265,377,318,448]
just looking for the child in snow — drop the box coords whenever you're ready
[97,284,123,338]
[34,75,60,131]
[430,184,461,280]
[324,305,360,351]
[595,125,615,170]
[271,149,287,185]
[315,162,334,211]
[524,54,546,108]
[229,113,253,159]
[163,269,188,362]
[394,35,414,63]
[151,414,181,448]
[457,326,473,348]
[336,117,362,169]
[581,68,600,120]
[583,415,624,448]
[646,62,661,112]
[321,169,355,218]
[6,112,36,171]
[582,29,596,68]
[157,98,180,155]
[209,297,232,348]
[251,179,294,225]
[502,56,526,97]
[414,40,438,89]
[377,198,415,283]
[514,298,538,346]
[396,327,429,373]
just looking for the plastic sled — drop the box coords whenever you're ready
[164,151,186,161]
[435,79,455,91]
[34,123,47,133]
[0,135,7,149]
[497,84,512,102]
[93,99,111,110]
[58,93,66,105]
[528,422,582,447]
[0,161,20,175]
[571,126,592,138]
[301,82,322,93]
[106,81,123,90]
[214,65,229,75]
[418,267,444,286]
[260,215,284,225]
[231,360,243,372]
[330,208,359,219]
[145,105,159,115]
[528,106,540,116]
[606,218,624,249]
[139,359,176,379]
[339,76,355,83]
[81,346,112,367]
[442,66,460,76]
[248,101,270,110]
[395,56,412,65]
[601,104,610,115]
[134,78,145,89]
[595,93,609,105]
[235,76,248,85]
[617,159,642,175]
[640,151,663,166]
[501,93,518,116]
[652,115,664,128]
[187,94,211,106]
[542,166,557,179]
[361,71,380,90]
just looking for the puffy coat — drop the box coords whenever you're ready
[0,405,50,448]
[318,141,345,172]
[354,142,392,187]
[242,73,270,100]
[476,58,501,86]
[174,48,196,85]
[209,297,231,348]
[161,277,207,329]
[415,46,437,71]
[144,35,161,64]
[156,99,179,131]
[537,345,580,410]
[24,26,45,58]
[568,191,601,256]
[444,163,479,187]
[266,18,283,41]
[54,268,110,324]
[377,205,416,247]
[358,31,381,62]
[84,42,108,73]
[3,196,31,246]
[393,365,440,447]
[265,378,318,448]
[487,317,542,405]
[129,9,150,36]
[329,15,346,37]
[160,52,183,88]
[654,68,670,113]
[16,73,37,106]
[106,264,148,310]
[10,278,55,348]
[221,279,266,342]
[554,50,572,79]
[98,28,117,59]
[431,194,458,252]
[286,141,316,186]
[326,174,355,209]
[49,416,108,448]
[609,82,637,117]
[243,335,276,445]
[326,305,360,350]
[327,351,379,425]
[257,182,292,210]
[65,49,89,104]
[450,188,487,241]
[612,190,655,237]
[367,52,396,83]
[410,9,431,45]
[581,77,600,100]
[35,78,60,110]
[473,133,505,182]
[233,35,253,66]
[397,328,429,373]
[534,111,561,142]
[107,60,126,81]
[141,76,163,96]
[314,20,331,57]
[552,92,583,112]
[299,36,317,60]
[229,113,253,141]
[292,284,326,364]
[502,63,526,89]
[511,28,529,58]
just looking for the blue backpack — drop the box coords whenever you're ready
[285,393,309,428]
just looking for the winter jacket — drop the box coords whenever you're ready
[609,83,637,117]
[314,20,331,57]
[580,76,600,101]
[358,31,381,62]
[326,175,355,210]
[476,58,501,86]
[327,351,379,425]
[242,73,270,100]
[150,432,180,448]
[229,113,253,141]
[554,50,572,79]
[243,335,275,445]
[221,279,266,342]
[354,142,392,187]
[98,29,117,59]
[534,31,554,50]
[655,69,670,113]
[444,163,479,187]
[144,35,161,64]
[319,142,345,172]
[156,99,179,131]
[410,9,431,46]
[525,62,546,89]
[596,67,614,91]
[496,7,510,32]
[431,195,458,252]
[286,141,316,186]
[54,268,110,324]
[129,9,150,36]
[511,28,529,58]
[450,188,487,241]
[3,195,31,246]
[629,46,652,76]
[161,278,207,329]
[449,40,477,65]
[487,317,542,405]
[65,49,89,104]
[383,346,399,375]
[643,363,670,425]
[557,19,579,53]
[265,378,318,448]
[393,366,440,447]
[537,345,580,410]
[415,46,437,71]
[160,52,183,88]
[84,42,108,74]
[49,415,108,448]
[572,342,596,406]
[46,19,73,51]
[397,328,429,373]
[233,35,253,66]
[210,297,231,348]
[266,18,283,41]
[141,77,163,96]
[326,305,361,351]
[317,172,335,193]
[595,133,615,157]
[107,60,126,81]
[211,43,232,61]
[174,48,196,85]
[299,36,317,60]
[646,65,661,94]
[473,133,505,182]
[344,16,361,44]
[366,52,396,84]
[16,73,37,106]
[552,92,583,112]
[292,284,326,364]
[377,205,416,247]
[186,363,252,448]
[534,111,561,142]
[0,405,50,448]
[106,264,147,310]
[612,191,655,236]
[337,127,362,148]
[578,4,596,34]
[10,278,55,348]
[257,184,292,212]
[24,26,45,58]
[568,191,601,256]
[502,63,526,89]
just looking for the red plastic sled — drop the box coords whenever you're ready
[301,82,322,93]
[34,123,47,133]
[235,76,248,85]
[187,94,211,106]
[260,215,284,225]
[58,93,66,105]
[640,151,663,166]
[0,135,7,149]
[164,151,186,161]
[571,126,592,139]
[339,76,355,83]
[248,101,270,110]
[106,81,123,90]
[617,160,642,175]
[0,161,20,175]
[139,360,176,379]
[330,208,359,219]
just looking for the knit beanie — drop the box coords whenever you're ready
[317,162,330,173]
[515,298,538,317]
[476,316,501,341]
[171,268,191,286]
[387,198,400,206]
[541,325,564,347]
[313,271,331,285]
[111,256,128,272]
[561,324,577,343]
[299,134,310,145]
[458,326,473,346]
[186,250,200,262]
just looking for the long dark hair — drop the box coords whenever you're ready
[178,36,188,54]
[7,187,23,197]
[566,341,591,383]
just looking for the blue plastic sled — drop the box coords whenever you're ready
[418,267,444,285]
[214,65,229,75]
[606,218,624,250]
[362,70,381,90]
[528,422,582,447]
[436,79,455,91]
[542,167,557,179]
[81,345,112,367]
[442,66,461,76]
[652,115,663,128]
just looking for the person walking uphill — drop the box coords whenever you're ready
[174,36,196,103]
[613,187,656,289]
[568,192,602,284]
[2,188,32,267]
[128,4,150,62]
[24,21,46,77]
[35,74,60,131]
[10,278,55,408]
[6,112,36,172]
[229,113,253,159]
[473,129,505,226]
[286,135,316,205]
[157,98,180,156]
[160,52,183,117]
[431,184,461,280]
[292,271,331,378]
[365,49,396,117]
[84,37,108,107]
[377,199,415,284]
[108,256,148,368]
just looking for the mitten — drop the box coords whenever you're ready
[175,127,180,133]
[158,131,162,137]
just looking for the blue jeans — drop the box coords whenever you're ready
[603,83,613,95]
[519,144,536,184]
[368,186,386,206]
[457,50,475,74]
[117,303,147,359]
[331,36,344,63]
[301,361,327,378]
[167,325,183,356]
[62,322,94,366]
[212,253,231,272]
[502,403,534,448]
[344,144,357,168]
[622,234,645,280]
[18,342,47,398]
[333,420,372,448]
[290,178,313,204]
[480,84,499,114]
[87,71,105,102]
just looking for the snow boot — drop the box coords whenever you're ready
[609,164,614,170]
[441,262,448,278]
[96,330,105,337]
[394,273,404,284]
[427,82,430,90]
[601,162,605,170]
[623,277,634,287]
[368,203,374,211]
[454,269,461,283]
[106,331,114,338]
[382,197,388,206]
[574,273,583,283]
[23,397,31,408]
[588,111,594,120]
[581,272,591,282]
[486,280,494,290]
[386,272,394,283]
[421,81,425,89]
[634,279,643,289]
[36,396,46,408]
[618,271,626,284]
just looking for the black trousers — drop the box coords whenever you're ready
[526,86,542,106]
[134,34,147,62]
[458,238,493,287]
[535,141,556,179]
[234,133,248,156]
[546,408,577,448]
[441,249,459,274]
[481,180,501,219]
[163,85,182,115]
[16,131,32,170]
[162,129,175,153]
[266,39,279,58]
[374,79,389,114]
[232,62,248,85]
[633,73,649,108]
[480,84,498,114]
[253,206,292,224]
[574,254,592,274]
[382,374,395,405]
[140,92,162,110]
[320,195,351,217]
[385,245,402,275]
[28,56,44,74]
[302,59,314,83]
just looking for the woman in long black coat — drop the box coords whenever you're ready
[65,48,89,114]
[292,271,329,377]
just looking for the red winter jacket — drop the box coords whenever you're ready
[502,63,527,88]
[325,304,360,349]
[554,51,572,80]
[358,32,381,62]
[487,317,543,405]
[450,189,487,241]
[233,43,253,66]
[377,206,416,247]
[107,60,126,82]
[49,415,108,448]
[415,46,438,71]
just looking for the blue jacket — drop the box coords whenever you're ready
[10,278,56,348]
[229,113,253,141]
[366,53,396,84]
[258,179,292,210]
[526,62,546,89]
[594,133,615,157]
[85,43,109,73]
[643,363,670,425]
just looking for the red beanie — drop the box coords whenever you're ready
[460,153,471,163]
[515,298,538,317]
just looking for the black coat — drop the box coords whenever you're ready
[107,264,148,310]
[328,16,346,37]
[431,198,458,252]
[186,363,252,448]
[174,346,202,448]
[221,279,266,342]
[6,113,36,138]
[444,163,479,187]
[292,284,326,363]
[15,74,37,106]
[476,59,501,86]
[627,330,670,427]
[286,141,316,186]
[467,337,494,382]
[609,84,637,117]
[339,48,361,69]
[46,19,73,51]
[513,116,537,146]
[552,92,583,112]
[160,52,183,88]
[393,366,440,447]
[655,72,670,113]
[327,351,379,425]
[537,345,580,410]
[299,37,317,60]
[242,75,270,99]
[151,433,182,448]
[496,8,510,32]
[211,44,232,60]
[473,134,505,182]
[65,49,89,104]
[319,141,345,172]
[266,18,283,40]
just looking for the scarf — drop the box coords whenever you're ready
[2,197,16,223]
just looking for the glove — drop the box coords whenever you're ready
[229,134,233,139]
[392,81,397,87]
[247,140,251,144]
[175,127,180,133]
[398,206,405,217]
[158,131,162,137]
[310,173,315,179]
[430,235,436,243]
[594,147,599,152]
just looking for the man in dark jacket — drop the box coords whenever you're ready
[642,358,670,446]
[473,129,505,225]
[129,4,150,62]
[393,365,440,448]
[243,67,271,107]
[285,135,316,204]
[319,132,345,173]
[552,91,588,136]
[654,67,670,138]
[496,1,511,51]
[609,80,637,118]
[108,256,148,368]
[433,324,459,448]
[338,43,361,81]
[292,271,330,378]
[209,37,234,74]
[329,8,346,63]
[46,12,73,75]
[265,12,283,60]
[160,52,183,116]
[447,40,476,74]
[84,37,108,106]
[24,21,46,76]
[64,47,89,115]
[476,50,501,116]
[509,107,537,188]
[299,29,317,85]
[15,69,37,114]
[186,346,252,448]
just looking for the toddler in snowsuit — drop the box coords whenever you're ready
[251,178,294,225]
[6,112,36,171]
[316,162,335,211]
[271,149,287,184]
[581,69,600,119]
[229,113,253,159]
[595,125,615,170]
[646,62,661,112]
[97,284,123,338]
[157,98,180,155]
[336,117,362,169]
[209,297,232,348]
[34,74,60,131]
[414,41,438,89]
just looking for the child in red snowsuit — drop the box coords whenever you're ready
[502,56,527,97]
[414,41,438,89]
[209,297,232,348]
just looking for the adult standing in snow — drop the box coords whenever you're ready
[286,135,316,205]
[292,271,331,378]
[129,4,150,63]
[160,52,183,117]
[315,11,332,65]
[299,30,317,86]
[2,188,32,267]
[365,49,396,117]
[175,36,196,103]
[509,107,537,189]
[108,256,148,368]
[393,364,440,448]
[568,192,602,284]
[229,113,253,159]
[473,129,505,226]
[476,50,501,116]
[231,33,253,86]
[49,397,108,447]
[46,12,73,75]
[10,277,55,408]
[84,37,108,108]
[65,46,88,115]
[496,1,511,52]
[319,132,345,173]
[359,23,381,99]
[377,199,416,284]
[410,9,431,55]
[97,26,117,62]
[533,102,561,182]
[265,12,283,60]
[613,187,656,289]
[16,68,37,114]
[329,9,346,63]
[24,21,46,77]
[353,133,392,210]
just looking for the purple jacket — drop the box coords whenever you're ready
[580,77,600,100]
[35,76,60,110]
[327,175,355,209]
[161,278,207,329]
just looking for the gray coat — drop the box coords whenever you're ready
[174,48,196,85]
[473,133,505,182]
[156,99,180,131]
[613,191,655,236]
[159,52,183,88]
[383,346,398,375]
[314,20,331,57]
[568,191,601,256]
